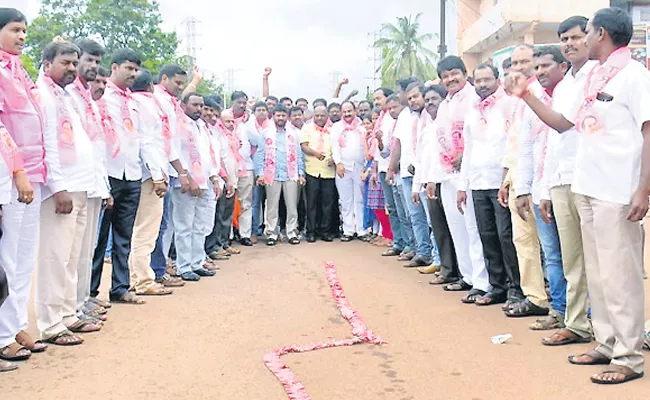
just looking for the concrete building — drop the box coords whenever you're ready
[457,0,611,73]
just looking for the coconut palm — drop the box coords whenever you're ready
[373,13,439,86]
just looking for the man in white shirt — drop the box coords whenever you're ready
[457,62,520,305]
[129,69,175,296]
[330,102,368,241]
[425,56,489,296]
[509,7,649,385]
[174,93,223,281]
[524,16,596,345]
[35,41,103,345]
[90,48,165,304]
[65,39,112,323]
[387,82,434,267]
[246,101,270,243]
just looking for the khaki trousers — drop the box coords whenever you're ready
[550,185,591,338]
[128,179,163,293]
[237,171,255,238]
[264,181,299,240]
[576,194,644,374]
[76,197,102,314]
[35,192,88,339]
[509,188,547,307]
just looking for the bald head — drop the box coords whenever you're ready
[313,105,328,127]
[511,44,535,78]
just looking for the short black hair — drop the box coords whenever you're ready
[253,101,268,111]
[266,95,279,103]
[474,63,499,79]
[557,15,588,37]
[295,97,308,105]
[231,90,248,102]
[110,48,141,66]
[534,45,567,65]
[0,8,26,30]
[76,39,104,57]
[437,55,467,77]
[206,94,223,106]
[279,96,292,104]
[340,100,356,110]
[359,100,372,108]
[158,65,186,82]
[203,95,220,109]
[42,41,80,63]
[405,82,425,95]
[289,106,303,115]
[327,102,341,111]
[374,87,394,97]
[592,7,633,48]
[425,84,448,99]
[182,92,202,104]
[502,57,512,70]
[386,94,400,103]
[274,104,289,115]
[361,112,373,121]
[313,98,327,107]
[396,76,418,91]
[132,69,153,92]
[98,65,110,77]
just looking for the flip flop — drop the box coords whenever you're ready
[0,344,31,361]
[443,281,472,292]
[0,360,17,372]
[568,350,611,366]
[542,329,591,346]
[505,299,549,318]
[15,331,48,353]
[591,365,644,385]
[43,331,84,347]
[67,318,103,334]
[110,292,146,305]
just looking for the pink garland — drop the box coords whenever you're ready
[263,261,385,399]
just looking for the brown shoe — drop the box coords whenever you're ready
[225,247,241,255]
[155,273,186,287]
[165,263,179,277]
[416,265,441,274]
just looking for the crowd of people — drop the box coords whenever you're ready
[0,5,649,386]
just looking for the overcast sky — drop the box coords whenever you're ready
[11,0,457,102]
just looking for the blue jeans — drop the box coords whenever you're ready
[97,208,112,258]
[251,184,264,236]
[420,191,441,265]
[172,189,215,275]
[150,185,173,279]
[534,204,566,315]
[380,172,406,251]
[392,179,415,251]
[400,177,433,259]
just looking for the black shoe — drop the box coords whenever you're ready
[306,235,316,243]
[240,238,254,247]
[289,237,300,245]
[194,267,216,277]
[321,234,333,242]
[267,238,277,246]
[341,235,353,242]
[181,272,201,282]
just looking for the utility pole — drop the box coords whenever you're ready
[367,31,383,89]
[438,0,448,59]
[181,17,200,65]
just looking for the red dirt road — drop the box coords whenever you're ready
[3,241,650,399]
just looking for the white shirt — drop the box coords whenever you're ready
[153,85,182,178]
[412,117,438,191]
[101,82,163,182]
[234,116,255,172]
[0,124,16,204]
[563,59,650,205]
[131,93,167,182]
[330,119,365,171]
[38,76,96,200]
[175,116,219,190]
[66,81,111,199]
[539,61,598,200]
[374,111,396,173]
[394,108,417,178]
[206,123,231,185]
[460,89,516,191]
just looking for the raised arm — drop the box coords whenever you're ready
[262,67,272,98]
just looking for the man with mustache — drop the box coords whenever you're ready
[0,8,48,364]
[456,63,520,305]
[509,7,650,385]
[91,48,165,305]
[35,41,104,345]
[90,66,109,101]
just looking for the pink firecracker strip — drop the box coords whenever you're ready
[263,261,385,400]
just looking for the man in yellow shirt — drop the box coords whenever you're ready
[300,106,337,242]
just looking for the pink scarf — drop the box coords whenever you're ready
[0,125,23,173]
[576,47,631,135]
[338,117,364,149]
[97,79,136,158]
[219,119,247,177]
[437,83,473,173]
[71,76,103,142]
[147,92,173,157]
[183,116,212,185]
[0,50,42,112]
[369,110,387,158]
[313,122,329,152]
[40,75,77,166]
[263,123,299,184]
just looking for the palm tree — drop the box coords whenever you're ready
[373,13,439,86]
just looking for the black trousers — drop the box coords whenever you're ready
[205,194,235,253]
[472,189,522,299]
[427,183,458,279]
[305,174,336,237]
[298,184,307,233]
[330,185,342,236]
[91,177,141,300]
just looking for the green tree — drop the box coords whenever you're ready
[373,13,439,87]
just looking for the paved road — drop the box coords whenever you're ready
[6,241,650,399]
